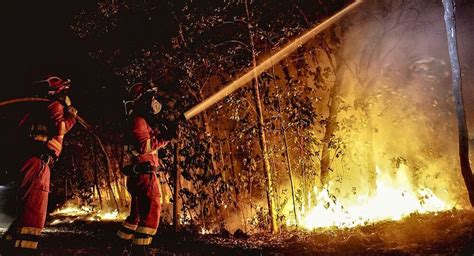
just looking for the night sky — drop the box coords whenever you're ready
[0,1,179,184]
[0,1,176,122]
[1,1,96,96]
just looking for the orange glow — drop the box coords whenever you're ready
[284,166,455,229]
[50,203,126,224]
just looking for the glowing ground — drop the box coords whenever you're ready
[1,209,473,255]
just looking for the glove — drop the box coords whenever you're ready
[64,96,72,106]
[66,105,78,119]
[159,120,178,141]
[43,149,58,164]
[47,137,63,158]
[178,112,187,123]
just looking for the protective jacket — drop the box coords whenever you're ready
[117,115,168,250]
[2,100,76,255]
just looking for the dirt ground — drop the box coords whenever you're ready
[2,209,474,256]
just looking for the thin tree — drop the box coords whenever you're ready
[245,0,278,233]
[319,33,346,185]
[272,65,298,226]
[173,137,182,231]
[442,0,474,206]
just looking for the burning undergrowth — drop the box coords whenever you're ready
[32,209,474,255]
[49,203,126,225]
[271,0,471,231]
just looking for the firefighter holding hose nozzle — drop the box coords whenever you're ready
[0,76,78,256]
[112,82,182,256]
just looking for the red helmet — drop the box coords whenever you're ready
[128,82,158,101]
[126,82,162,116]
[128,82,146,101]
[32,75,71,97]
[45,76,70,95]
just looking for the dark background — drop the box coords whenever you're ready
[0,1,178,121]
[0,1,179,185]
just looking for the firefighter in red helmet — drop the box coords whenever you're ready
[113,82,179,256]
[0,76,78,256]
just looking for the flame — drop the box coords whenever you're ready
[199,227,214,235]
[285,166,455,229]
[98,210,121,220]
[50,203,126,224]
[50,204,93,217]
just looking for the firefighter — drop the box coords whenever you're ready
[0,76,78,256]
[113,83,179,256]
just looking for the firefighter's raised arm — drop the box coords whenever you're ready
[42,76,78,157]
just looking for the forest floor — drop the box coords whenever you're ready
[1,209,474,256]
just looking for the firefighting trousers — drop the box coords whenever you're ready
[117,172,161,247]
[2,156,50,253]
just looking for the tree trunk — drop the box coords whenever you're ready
[226,134,247,231]
[320,126,333,184]
[299,135,307,211]
[245,0,278,233]
[217,114,236,223]
[218,136,226,182]
[199,91,219,175]
[111,144,127,208]
[320,41,346,185]
[365,117,377,195]
[226,136,239,194]
[282,128,298,225]
[119,127,130,206]
[93,135,120,211]
[273,77,298,226]
[442,0,474,206]
[65,178,68,202]
[92,145,103,209]
[270,138,281,218]
[198,92,222,217]
[173,138,182,230]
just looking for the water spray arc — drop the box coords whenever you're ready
[184,0,364,120]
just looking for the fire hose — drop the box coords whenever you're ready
[0,97,121,212]
[183,0,364,120]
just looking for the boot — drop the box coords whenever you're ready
[10,247,42,256]
[1,223,16,256]
[109,237,133,256]
[130,245,150,256]
[0,233,17,256]
[0,238,13,256]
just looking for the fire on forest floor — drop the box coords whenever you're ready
[49,203,127,225]
[49,165,457,231]
[2,209,471,255]
[282,165,456,230]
